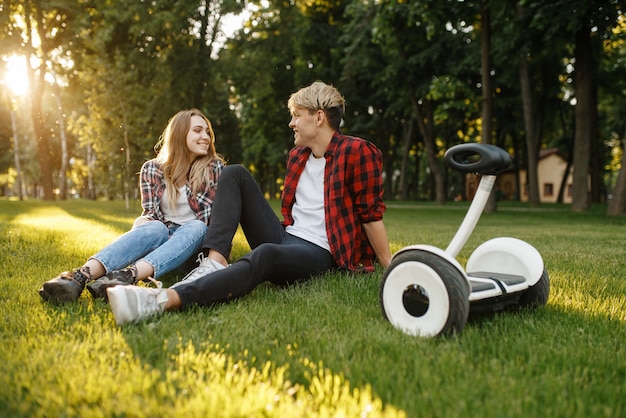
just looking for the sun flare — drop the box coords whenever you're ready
[4,55,30,97]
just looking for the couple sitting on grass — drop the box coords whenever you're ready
[39,81,392,326]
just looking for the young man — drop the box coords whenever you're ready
[107,81,392,325]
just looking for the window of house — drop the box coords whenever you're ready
[544,183,554,196]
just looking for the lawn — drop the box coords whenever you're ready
[0,198,624,417]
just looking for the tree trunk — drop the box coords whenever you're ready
[399,117,414,201]
[25,2,55,200]
[9,107,24,200]
[517,4,541,206]
[87,142,96,199]
[481,0,497,213]
[519,56,542,206]
[571,26,593,211]
[413,99,446,205]
[607,131,626,216]
[121,109,131,210]
[589,79,603,203]
[54,77,68,200]
[557,154,572,204]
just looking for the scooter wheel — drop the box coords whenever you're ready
[516,268,550,309]
[379,250,470,337]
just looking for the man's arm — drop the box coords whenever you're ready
[362,220,392,268]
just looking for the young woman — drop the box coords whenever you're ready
[39,109,225,303]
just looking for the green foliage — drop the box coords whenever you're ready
[1,199,625,417]
[1,0,626,209]
[220,0,353,191]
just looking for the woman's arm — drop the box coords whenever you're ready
[138,160,162,222]
[132,216,151,229]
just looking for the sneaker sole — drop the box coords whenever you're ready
[107,286,133,326]
[40,281,82,303]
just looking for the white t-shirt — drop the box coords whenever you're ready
[285,153,330,251]
[161,185,196,225]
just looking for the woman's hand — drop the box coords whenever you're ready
[132,216,151,229]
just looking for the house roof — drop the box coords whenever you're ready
[539,148,566,160]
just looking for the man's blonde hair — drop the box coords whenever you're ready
[288,81,345,130]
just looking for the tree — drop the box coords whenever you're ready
[221,1,300,193]
[72,0,244,199]
[2,0,80,200]
[603,11,626,215]
[571,21,595,211]
[340,1,408,200]
[566,0,620,211]
[479,0,499,213]
[223,0,351,194]
[514,3,543,206]
[1,0,624,207]
[368,1,461,204]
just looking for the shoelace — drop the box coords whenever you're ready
[178,253,213,283]
[195,253,215,270]
[144,277,163,288]
[136,278,165,316]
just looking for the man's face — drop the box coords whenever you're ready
[288,106,320,147]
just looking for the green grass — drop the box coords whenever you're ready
[0,198,625,417]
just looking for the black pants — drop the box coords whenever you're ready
[174,165,336,307]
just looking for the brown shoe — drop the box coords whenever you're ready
[39,268,91,303]
[86,267,137,300]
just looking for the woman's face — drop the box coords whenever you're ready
[186,115,212,159]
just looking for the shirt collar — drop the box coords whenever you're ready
[296,130,341,159]
[322,131,341,158]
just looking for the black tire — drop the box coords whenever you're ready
[516,268,550,309]
[379,249,470,337]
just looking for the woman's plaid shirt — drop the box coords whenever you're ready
[281,132,386,273]
[138,158,224,225]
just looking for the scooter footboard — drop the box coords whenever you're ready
[466,237,544,287]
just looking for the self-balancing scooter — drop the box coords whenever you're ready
[380,143,550,337]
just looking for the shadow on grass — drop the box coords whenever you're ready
[0,198,137,237]
[56,199,139,234]
[106,268,626,417]
[0,199,45,222]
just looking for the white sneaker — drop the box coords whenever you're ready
[107,281,168,326]
[171,253,226,289]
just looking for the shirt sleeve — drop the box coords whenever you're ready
[139,160,162,221]
[350,140,386,223]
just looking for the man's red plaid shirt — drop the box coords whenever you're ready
[281,131,386,273]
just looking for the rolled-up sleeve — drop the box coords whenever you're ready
[139,160,163,221]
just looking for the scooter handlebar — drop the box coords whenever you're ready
[444,143,512,175]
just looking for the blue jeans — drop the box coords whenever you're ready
[173,165,336,307]
[90,219,208,278]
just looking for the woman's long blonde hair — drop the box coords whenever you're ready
[154,109,223,208]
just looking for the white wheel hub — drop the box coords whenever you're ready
[381,261,450,337]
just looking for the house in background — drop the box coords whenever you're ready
[464,170,517,201]
[519,148,572,204]
[464,148,574,204]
